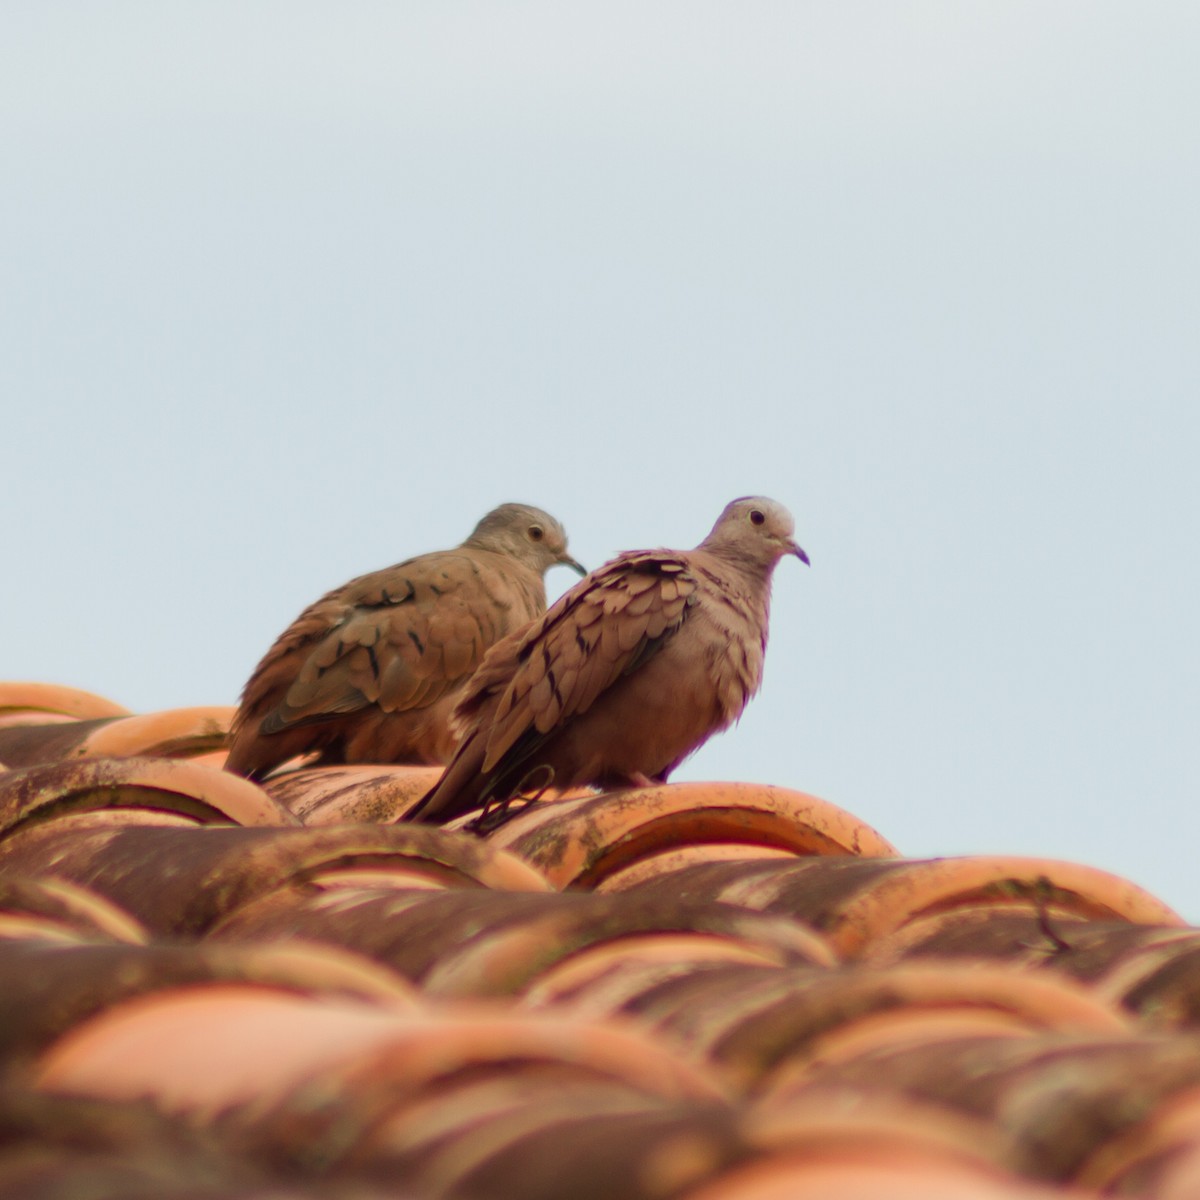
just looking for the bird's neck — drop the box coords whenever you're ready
[696,549,777,635]
[702,544,779,591]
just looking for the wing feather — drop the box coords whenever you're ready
[258,550,542,732]
[470,550,699,773]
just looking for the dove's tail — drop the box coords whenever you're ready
[404,729,491,824]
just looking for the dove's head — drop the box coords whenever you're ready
[466,503,586,577]
[703,496,810,572]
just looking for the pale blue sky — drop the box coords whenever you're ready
[4,5,1198,913]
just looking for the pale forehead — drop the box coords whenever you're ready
[486,503,563,530]
[724,495,794,527]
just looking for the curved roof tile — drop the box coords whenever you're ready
[0,682,131,720]
[482,781,898,889]
[0,708,235,770]
[264,762,444,824]
[0,756,294,838]
[617,855,1182,957]
[2,681,1196,1199]
[0,874,149,944]
[1,823,549,936]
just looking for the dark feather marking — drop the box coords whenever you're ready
[368,579,415,608]
[408,630,426,656]
[539,644,564,710]
[318,642,344,676]
[711,590,745,616]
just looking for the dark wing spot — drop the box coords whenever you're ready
[371,579,416,608]
[545,647,565,711]
[408,630,426,656]
[318,640,346,676]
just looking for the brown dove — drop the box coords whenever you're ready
[407,496,808,826]
[224,504,584,780]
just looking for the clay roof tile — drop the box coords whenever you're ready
[3,681,1195,1199]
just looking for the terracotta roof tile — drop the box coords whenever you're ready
[0,874,149,944]
[263,764,443,824]
[35,994,723,1125]
[1076,1086,1200,1195]
[772,1035,1200,1183]
[0,717,121,767]
[741,1088,1021,1179]
[681,1152,1089,1200]
[479,780,897,889]
[364,1098,747,1200]
[0,707,235,769]
[0,756,295,836]
[615,854,1182,957]
[212,887,835,998]
[0,823,548,936]
[0,939,419,1071]
[0,1087,361,1200]
[0,681,132,721]
[2,679,1198,1198]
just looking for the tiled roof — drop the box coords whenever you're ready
[0,680,1197,1198]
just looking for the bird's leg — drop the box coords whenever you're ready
[468,790,502,835]
[468,764,556,835]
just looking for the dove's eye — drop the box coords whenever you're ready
[529,525,545,541]
[749,510,766,526]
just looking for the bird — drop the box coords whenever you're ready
[224,503,585,780]
[406,496,808,826]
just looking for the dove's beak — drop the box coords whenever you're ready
[559,554,588,577]
[789,541,810,566]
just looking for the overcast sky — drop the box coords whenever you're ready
[4,5,1198,915]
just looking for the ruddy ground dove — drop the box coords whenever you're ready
[225,504,584,780]
[407,496,808,825]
